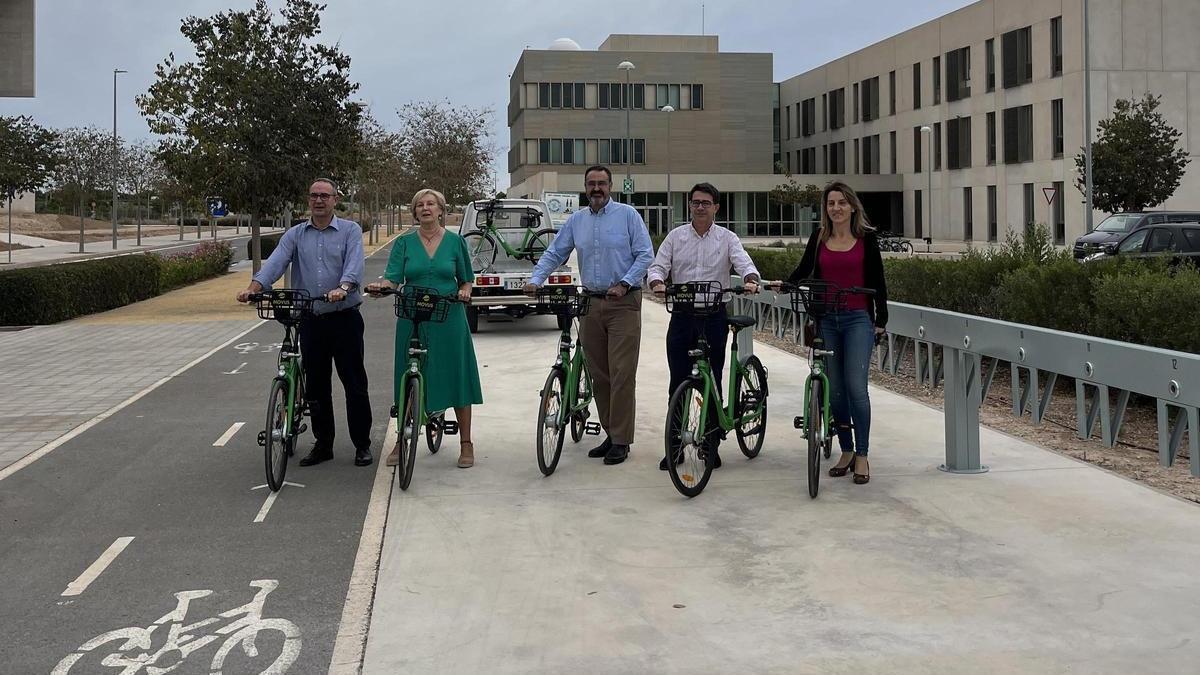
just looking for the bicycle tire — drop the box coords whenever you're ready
[426,412,444,454]
[398,377,420,491]
[525,228,557,264]
[807,378,824,499]
[733,355,768,458]
[536,369,567,475]
[666,379,714,498]
[264,378,289,492]
[569,362,591,443]
[463,232,498,273]
[899,240,914,254]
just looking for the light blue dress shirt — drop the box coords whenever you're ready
[529,199,654,292]
[252,216,365,315]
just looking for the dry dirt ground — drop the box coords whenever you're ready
[7,213,179,243]
[752,329,1200,505]
[0,242,31,252]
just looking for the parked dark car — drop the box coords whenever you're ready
[1073,211,1200,259]
[1082,222,1200,266]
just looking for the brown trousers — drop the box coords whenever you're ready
[578,290,642,445]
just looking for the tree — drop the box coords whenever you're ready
[394,100,494,204]
[120,140,166,239]
[137,0,363,271]
[769,171,822,230]
[1075,92,1191,213]
[0,116,62,261]
[55,126,110,252]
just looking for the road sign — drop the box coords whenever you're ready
[622,177,634,194]
[207,197,228,217]
[1043,186,1057,205]
[543,192,580,225]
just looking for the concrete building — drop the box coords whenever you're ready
[0,0,36,97]
[507,35,843,237]
[509,1,1200,244]
[782,0,1200,244]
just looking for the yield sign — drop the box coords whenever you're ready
[1043,186,1058,205]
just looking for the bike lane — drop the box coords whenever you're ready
[0,245,397,674]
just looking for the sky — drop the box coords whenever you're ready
[0,0,976,190]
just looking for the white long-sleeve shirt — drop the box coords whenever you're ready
[647,223,760,291]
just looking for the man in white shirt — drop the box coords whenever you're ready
[648,183,760,470]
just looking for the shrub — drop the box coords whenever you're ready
[1092,260,1200,353]
[746,247,805,281]
[156,241,234,291]
[0,255,163,325]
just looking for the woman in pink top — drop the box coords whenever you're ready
[779,181,888,484]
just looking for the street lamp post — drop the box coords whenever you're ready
[662,105,674,229]
[618,61,635,202]
[1083,0,1094,232]
[920,125,932,243]
[112,68,127,249]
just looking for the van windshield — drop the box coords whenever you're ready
[1096,214,1141,233]
[474,206,541,230]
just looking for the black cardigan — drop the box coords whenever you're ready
[785,229,889,328]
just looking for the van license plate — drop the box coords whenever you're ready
[505,278,528,290]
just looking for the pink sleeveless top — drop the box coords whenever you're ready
[818,239,869,311]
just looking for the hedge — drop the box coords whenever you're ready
[248,232,285,260]
[0,242,234,325]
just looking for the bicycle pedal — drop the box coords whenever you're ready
[441,420,459,435]
[585,421,602,435]
[257,430,267,447]
[793,416,804,429]
[389,404,398,419]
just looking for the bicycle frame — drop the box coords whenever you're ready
[800,337,833,442]
[396,334,430,437]
[275,323,304,439]
[552,322,592,427]
[477,203,546,257]
[682,329,762,442]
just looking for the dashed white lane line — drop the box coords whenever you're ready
[212,422,246,447]
[252,481,305,523]
[61,537,135,597]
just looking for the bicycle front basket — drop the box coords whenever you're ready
[257,289,315,324]
[396,286,451,323]
[536,285,590,317]
[665,281,724,316]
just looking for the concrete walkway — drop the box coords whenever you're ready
[0,227,258,268]
[362,302,1200,674]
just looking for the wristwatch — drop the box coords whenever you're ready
[619,281,632,290]
[339,282,353,293]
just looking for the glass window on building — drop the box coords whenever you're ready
[986,39,996,92]
[634,138,645,164]
[913,62,922,109]
[1051,16,1063,77]
[1023,183,1035,234]
[1052,98,1064,158]
[889,70,896,115]
[1003,104,1034,163]
[633,83,644,109]
[551,82,561,108]
[550,139,562,164]
[562,137,574,164]
[539,83,550,109]
[599,83,609,109]
[948,117,971,170]
[946,47,971,102]
[539,139,550,164]
[669,84,681,109]
[853,82,860,123]
[963,187,973,240]
[1002,26,1033,89]
[691,84,703,110]
[933,55,941,104]
[987,111,997,165]
[657,84,668,108]
[913,127,922,172]
[987,185,998,241]
[890,130,897,174]
[1053,180,1065,243]
[575,83,585,109]
[933,122,942,170]
[914,189,923,238]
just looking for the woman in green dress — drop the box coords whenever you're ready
[366,188,483,468]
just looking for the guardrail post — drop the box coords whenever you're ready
[940,346,988,474]
[1157,400,1200,477]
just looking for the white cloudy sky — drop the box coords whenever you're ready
[1,0,974,188]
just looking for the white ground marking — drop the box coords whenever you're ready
[61,537,135,597]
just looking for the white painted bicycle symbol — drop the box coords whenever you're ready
[53,579,301,674]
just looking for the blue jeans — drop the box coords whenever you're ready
[817,310,874,456]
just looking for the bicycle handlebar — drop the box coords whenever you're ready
[368,286,466,304]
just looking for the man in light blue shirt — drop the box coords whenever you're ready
[237,178,373,468]
[524,166,653,465]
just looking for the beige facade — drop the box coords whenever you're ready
[781,0,1200,243]
[0,0,36,97]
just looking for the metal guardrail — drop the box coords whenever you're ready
[732,290,1200,477]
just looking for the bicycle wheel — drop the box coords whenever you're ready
[733,355,768,458]
[536,369,567,476]
[426,412,444,454]
[264,378,289,492]
[666,380,714,498]
[397,377,420,491]
[807,378,825,499]
[463,232,498,273]
[899,240,914,254]
[569,362,591,443]
[525,228,557,264]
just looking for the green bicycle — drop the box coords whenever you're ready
[375,285,463,491]
[463,198,558,273]
[249,289,316,492]
[534,286,604,475]
[776,280,876,498]
[662,281,769,498]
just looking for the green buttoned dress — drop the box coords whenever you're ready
[383,231,483,412]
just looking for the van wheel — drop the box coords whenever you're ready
[466,305,479,334]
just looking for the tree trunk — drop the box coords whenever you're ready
[78,195,85,253]
[251,212,263,274]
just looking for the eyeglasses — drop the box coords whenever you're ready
[690,200,715,208]
[585,181,610,188]
[309,192,334,200]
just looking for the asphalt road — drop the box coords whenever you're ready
[0,246,396,674]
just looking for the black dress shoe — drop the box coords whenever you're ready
[587,437,613,458]
[603,444,629,465]
[354,446,373,466]
[299,444,333,467]
[700,440,722,469]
